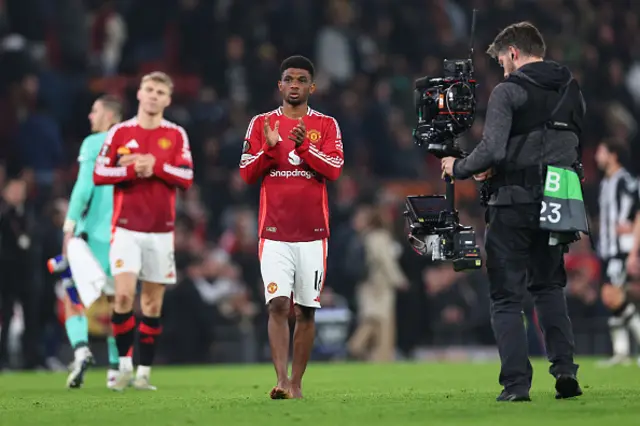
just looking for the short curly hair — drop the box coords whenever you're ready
[280,55,315,79]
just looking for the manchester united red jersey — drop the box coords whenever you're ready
[239,107,344,243]
[93,117,193,233]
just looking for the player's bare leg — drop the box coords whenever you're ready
[133,281,166,390]
[268,296,292,399]
[110,272,138,391]
[290,304,316,399]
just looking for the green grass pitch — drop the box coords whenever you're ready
[0,358,639,425]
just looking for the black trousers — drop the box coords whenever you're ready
[485,204,578,393]
[0,260,39,368]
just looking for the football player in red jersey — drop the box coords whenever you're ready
[93,72,193,391]
[240,56,344,399]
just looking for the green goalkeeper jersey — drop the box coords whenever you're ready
[65,132,113,244]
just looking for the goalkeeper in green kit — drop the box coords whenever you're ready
[57,95,135,389]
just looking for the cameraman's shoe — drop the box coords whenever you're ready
[554,374,582,399]
[496,390,531,402]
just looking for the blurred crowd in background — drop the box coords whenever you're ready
[1,0,639,370]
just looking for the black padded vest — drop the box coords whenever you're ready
[505,74,584,138]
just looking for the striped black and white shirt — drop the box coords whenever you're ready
[598,168,639,260]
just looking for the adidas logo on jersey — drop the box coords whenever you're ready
[125,140,139,149]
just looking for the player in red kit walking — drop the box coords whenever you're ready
[93,72,193,391]
[239,56,344,399]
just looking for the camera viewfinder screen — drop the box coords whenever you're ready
[409,196,449,218]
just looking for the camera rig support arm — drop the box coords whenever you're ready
[404,9,483,272]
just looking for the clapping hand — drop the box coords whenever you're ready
[264,116,280,147]
[118,154,140,166]
[134,154,156,178]
[289,118,306,147]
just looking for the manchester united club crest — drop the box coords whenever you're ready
[158,138,172,150]
[117,147,131,155]
[267,282,278,294]
[306,129,321,143]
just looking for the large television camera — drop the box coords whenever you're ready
[405,9,482,272]
[412,58,477,158]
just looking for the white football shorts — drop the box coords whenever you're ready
[259,238,327,308]
[110,227,176,284]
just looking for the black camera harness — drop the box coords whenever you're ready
[481,77,594,246]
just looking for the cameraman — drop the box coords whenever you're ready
[441,22,584,402]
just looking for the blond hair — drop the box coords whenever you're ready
[140,71,174,93]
